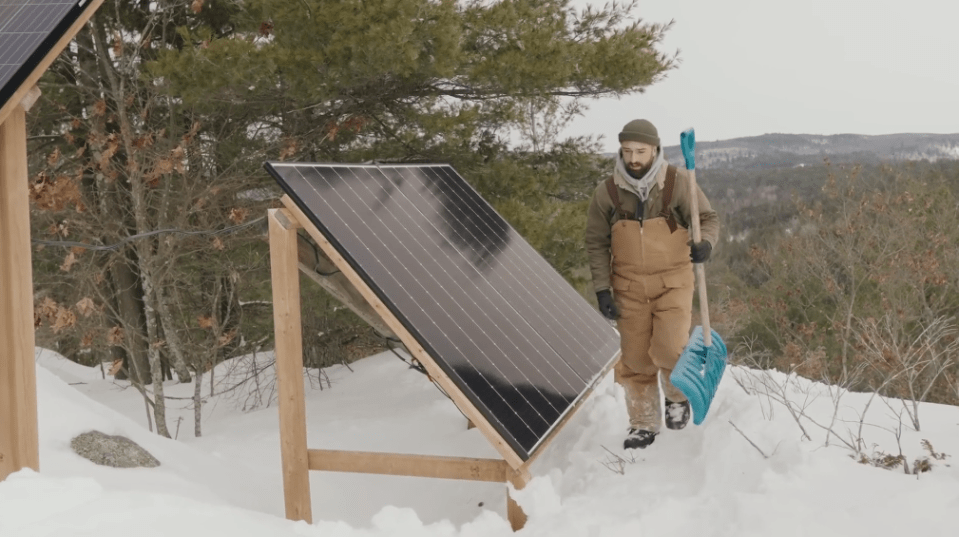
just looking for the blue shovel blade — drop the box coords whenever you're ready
[670,326,728,425]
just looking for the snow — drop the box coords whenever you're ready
[3,348,958,536]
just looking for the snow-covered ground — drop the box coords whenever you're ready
[2,348,957,536]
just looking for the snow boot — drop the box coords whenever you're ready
[623,428,658,449]
[665,398,691,430]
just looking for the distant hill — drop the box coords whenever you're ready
[651,133,959,170]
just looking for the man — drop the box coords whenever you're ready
[585,119,719,449]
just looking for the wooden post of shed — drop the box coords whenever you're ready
[0,89,42,481]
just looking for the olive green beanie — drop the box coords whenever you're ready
[618,119,660,146]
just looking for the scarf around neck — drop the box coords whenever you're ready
[615,148,665,202]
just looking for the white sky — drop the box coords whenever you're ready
[565,0,959,150]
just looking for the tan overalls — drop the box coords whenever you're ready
[608,168,693,432]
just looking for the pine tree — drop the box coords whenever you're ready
[28,0,675,435]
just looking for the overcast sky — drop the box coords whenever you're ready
[563,0,959,150]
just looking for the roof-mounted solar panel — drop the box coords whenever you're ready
[265,162,619,460]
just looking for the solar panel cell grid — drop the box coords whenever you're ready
[266,162,619,460]
[0,0,82,112]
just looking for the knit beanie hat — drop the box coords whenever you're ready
[618,119,660,146]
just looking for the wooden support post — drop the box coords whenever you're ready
[506,467,530,531]
[268,209,313,523]
[0,100,41,482]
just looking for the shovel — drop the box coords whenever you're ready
[669,128,728,425]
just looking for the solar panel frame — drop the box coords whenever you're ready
[265,162,620,461]
[0,0,99,125]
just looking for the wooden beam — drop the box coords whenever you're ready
[268,209,312,523]
[506,467,531,531]
[295,242,397,342]
[280,196,525,469]
[307,449,509,482]
[0,0,106,127]
[0,106,40,481]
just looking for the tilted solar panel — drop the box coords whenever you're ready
[0,0,88,112]
[265,162,619,460]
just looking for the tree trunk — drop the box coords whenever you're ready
[111,256,151,385]
[194,367,203,437]
[142,270,171,438]
[156,285,193,383]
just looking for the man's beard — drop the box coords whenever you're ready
[626,162,652,179]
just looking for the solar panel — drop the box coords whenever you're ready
[0,0,89,113]
[265,162,619,460]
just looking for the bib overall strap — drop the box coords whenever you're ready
[659,165,679,233]
[605,177,631,221]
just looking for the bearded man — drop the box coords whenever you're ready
[585,119,720,449]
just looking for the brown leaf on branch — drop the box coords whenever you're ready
[52,308,77,333]
[191,0,204,13]
[229,207,248,224]
[47,148,61,166]
[217,330,237,347]
[133,133,154,149]
[60,252,79,272]
[98,137,119,169]
[107,326,125,346]
[211,236,225,251]
[80,332,95,348]
[324,121,339,142]
[30,174,82,212]
[154,158,174,176]
[93,100,107,117]
[197,316,214,329]
[113,31,123,57]
[38,297,59,321]
[278,138,298,160]
[76,297,96,317]
[54,221,70,237]
[183,121,201,143]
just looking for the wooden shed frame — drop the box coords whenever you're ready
[1,0,105,483]
[268,196,616,531]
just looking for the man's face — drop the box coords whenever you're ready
[621,141,656,172]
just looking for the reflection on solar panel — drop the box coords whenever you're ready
[0,0,87,111]
[265,162,619,460]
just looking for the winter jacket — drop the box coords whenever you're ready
[585,157,720,292]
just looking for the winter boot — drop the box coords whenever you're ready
[665,398,691,430]
[623,428,658,449]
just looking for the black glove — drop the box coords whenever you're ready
[596,289,619,320]
[689,240,712,263]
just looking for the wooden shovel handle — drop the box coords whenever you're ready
[687,169,712,347]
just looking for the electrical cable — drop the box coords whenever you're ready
[30,216,266,251]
